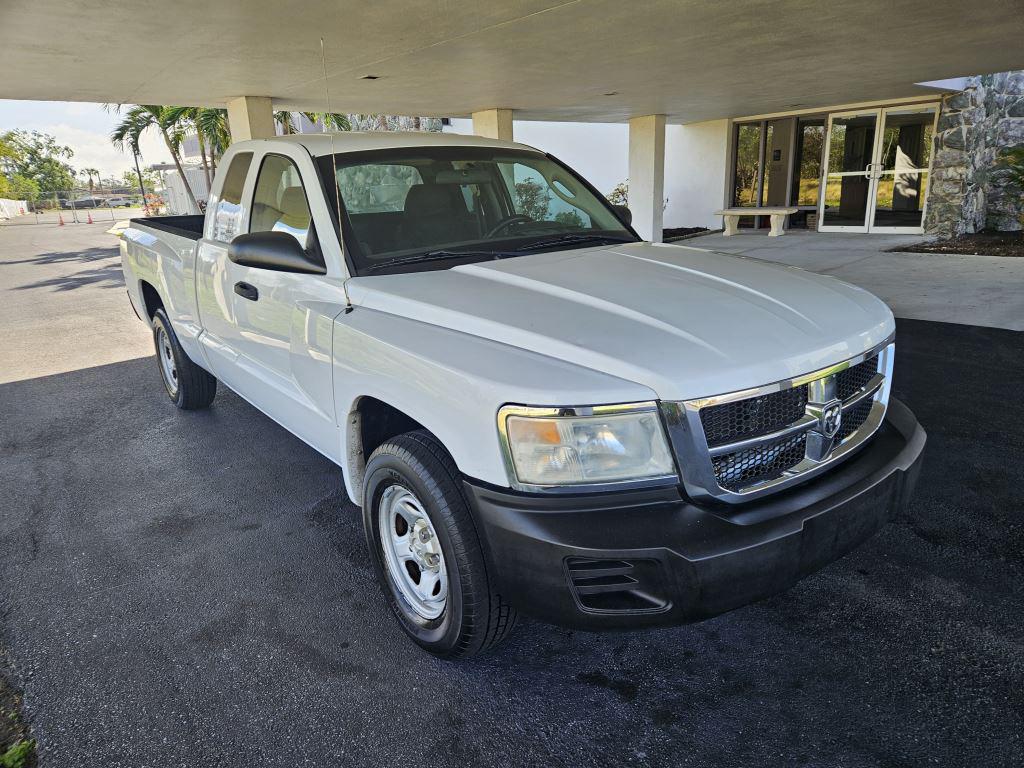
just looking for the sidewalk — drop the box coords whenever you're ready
[682,230,1024,331]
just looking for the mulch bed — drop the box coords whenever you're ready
[891,231,1023,257]
[663,226,710,241]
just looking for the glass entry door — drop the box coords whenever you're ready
[819,110,880,231]
[818,104,937,233]
[870,105,937,232]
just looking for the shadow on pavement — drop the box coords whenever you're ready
[0,320,1021,767]
[1,246,125,291]
[11,261,125,292]
[1,246,119,265]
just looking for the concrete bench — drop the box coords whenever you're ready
[714,207,798,237]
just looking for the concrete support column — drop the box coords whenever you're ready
[628,114,666,242]
[471,108,514,141]
[226,96,276,142]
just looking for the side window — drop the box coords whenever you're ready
[249,154,313,246]
[211,152,252,242]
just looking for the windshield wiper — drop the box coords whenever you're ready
[365,249,518,273]
[515,233,635,252]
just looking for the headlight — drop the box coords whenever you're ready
[498,402,677,490]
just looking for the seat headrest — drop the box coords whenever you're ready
[403,184,460,218]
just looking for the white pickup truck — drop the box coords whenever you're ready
[121,132,925,657]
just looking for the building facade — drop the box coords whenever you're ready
[447,70,1023,239]
[658,70,1023,237]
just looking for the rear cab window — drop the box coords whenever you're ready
[210,152,252,242]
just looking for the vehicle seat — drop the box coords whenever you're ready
[249,185,312,245]
[275,187,311,236]
[400,184,476,247]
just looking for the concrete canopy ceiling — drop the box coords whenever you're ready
[2,0,1022,123]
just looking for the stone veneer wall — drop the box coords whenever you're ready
[925,71,1024,237]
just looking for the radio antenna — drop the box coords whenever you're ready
[320,37,343,230]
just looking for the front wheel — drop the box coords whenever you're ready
[152,308,217,410]
[362,430,517,658]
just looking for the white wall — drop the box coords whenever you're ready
[446,118,628,198]
[0,199,29,219]
[160,166,211,215]
[663,119,729,229]
[447,116,729,232]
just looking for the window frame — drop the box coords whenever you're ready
[730,116,827,229]
[790,118,827,208]
[247,151,326,269]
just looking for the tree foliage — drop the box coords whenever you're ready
[0,129,76,194]
[606,180,628,206]
[513,178,550,220]
[121,168,161,193]
[110,105,200,211]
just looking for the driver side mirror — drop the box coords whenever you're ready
[612,204,632,226]
[228,231,327,275]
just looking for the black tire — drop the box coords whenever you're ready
[152,308,217,410]
[362,430,518,658]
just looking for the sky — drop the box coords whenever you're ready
[0,100,171,179]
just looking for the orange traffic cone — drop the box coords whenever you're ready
[58,213,65,226]
[87,212,93,224]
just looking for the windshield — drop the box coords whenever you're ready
[316,147,637,275]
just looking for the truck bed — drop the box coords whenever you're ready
[121,215,206,362]
[128,214,204,241]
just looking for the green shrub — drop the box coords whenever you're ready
[0,738,34,768]
[993,146,1024,191]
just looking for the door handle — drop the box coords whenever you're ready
[234,281,259,301]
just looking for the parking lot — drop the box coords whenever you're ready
[1,206,148,227]
[1,223,1022,766]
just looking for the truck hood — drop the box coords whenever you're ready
[345,242,895,401]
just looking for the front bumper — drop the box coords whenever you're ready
[464,397,925,630]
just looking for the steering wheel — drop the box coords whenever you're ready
[484,214,532,239]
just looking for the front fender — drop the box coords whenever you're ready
[332,308,655,501]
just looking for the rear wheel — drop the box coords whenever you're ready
[362,430,517,658]
[152,308,217,410]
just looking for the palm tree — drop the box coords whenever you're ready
[195,108,230,174]
[312,112,352,132]
[274,111,297,135]
[162,106,220,190]
[80,167,99,193]
[276,110,351,134]
[110,105,200,213]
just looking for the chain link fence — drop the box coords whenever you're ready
[0,185,168,227]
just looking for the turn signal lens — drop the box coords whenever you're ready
[508,418,562,446]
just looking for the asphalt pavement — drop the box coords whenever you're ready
[1,224,1022,767]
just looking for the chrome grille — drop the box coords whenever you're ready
[661,340,894,504]
[700,387,807,447]
[836,397,873,442]
[712,432,808,492]
[835,354,879,401]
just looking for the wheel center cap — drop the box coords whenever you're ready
[409,519,437,567]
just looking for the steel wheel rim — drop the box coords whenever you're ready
[156,326,178,397]
[378,485,448,621]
